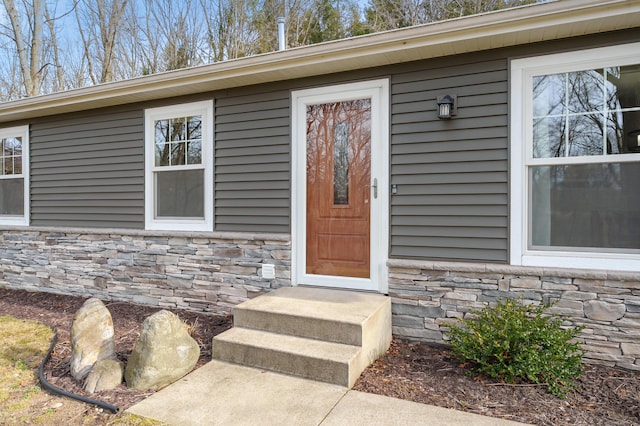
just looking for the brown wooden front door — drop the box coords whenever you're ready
[305,99,372,278]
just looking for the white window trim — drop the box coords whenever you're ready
[144,100,213,231]
[510,42,640,272]
[0,125,29,227]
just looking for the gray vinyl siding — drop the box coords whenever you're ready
[389,58,509,262]
[30,109,145,228]
[20,31,635,262]
[214,90,291,233]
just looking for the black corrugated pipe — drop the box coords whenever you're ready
[38,326,119,414]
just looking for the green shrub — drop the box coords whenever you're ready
[448,298,584,398]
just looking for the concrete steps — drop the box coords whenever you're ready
[212,286,391,388]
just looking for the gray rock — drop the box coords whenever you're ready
[621,343,640,356]
[584,300,626,322]
[124,310,200,390]
[70,298,116,380]
[84,359,124,393]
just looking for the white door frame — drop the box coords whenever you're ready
[291,79,389,293]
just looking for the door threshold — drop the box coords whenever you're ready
[296,284,384,295]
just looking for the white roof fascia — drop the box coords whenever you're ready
[0,0,638,123]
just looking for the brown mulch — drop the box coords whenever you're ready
[0,288,233,412]
[1,287,639,425]
[353,339,640,425]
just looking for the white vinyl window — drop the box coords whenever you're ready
[511,42,640,271]
[0,126,29,226]
[145,101,213,231]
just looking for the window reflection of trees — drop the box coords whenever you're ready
[0,136,24,215]
[306,99,371,207]
[154,116,202,167]
[532,65,640,158]
[152,115,204,219]
[530,63,640,251]
[1,137,22,175]
[333,121,349,204]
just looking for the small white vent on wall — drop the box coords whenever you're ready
[262,264,276,279]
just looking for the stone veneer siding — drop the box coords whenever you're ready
[0,228,291,314]
[2,228,640,371]
[388,259,640,371]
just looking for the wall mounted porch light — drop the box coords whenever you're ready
[437,95,457,119]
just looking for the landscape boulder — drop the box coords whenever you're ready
[70,298,116,380]
[124,310,200,390]
[84,359,124,393]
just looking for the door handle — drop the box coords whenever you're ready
[371,178,378,199]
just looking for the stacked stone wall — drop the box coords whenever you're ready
[3,228,639,370]
[388,259,640,370]
[0,228,290,315]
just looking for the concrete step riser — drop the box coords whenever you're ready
[233,308,363,346]
[214,338,354,387]
[214,287,392,389]
[360,302,393,363]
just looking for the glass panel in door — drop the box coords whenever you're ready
[305,99,371,278]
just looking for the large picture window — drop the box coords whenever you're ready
[0,126,29,226]
[511,43,640,271]
[145,101,213,231]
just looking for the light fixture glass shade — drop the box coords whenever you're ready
[438,102,451,119]
[437,95,455,119]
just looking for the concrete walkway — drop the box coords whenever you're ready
[127,360,530,426]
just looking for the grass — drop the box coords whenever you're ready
[0,315,53,424]
[0,316,162,425]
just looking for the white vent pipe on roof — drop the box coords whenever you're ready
[277,17,286,51]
